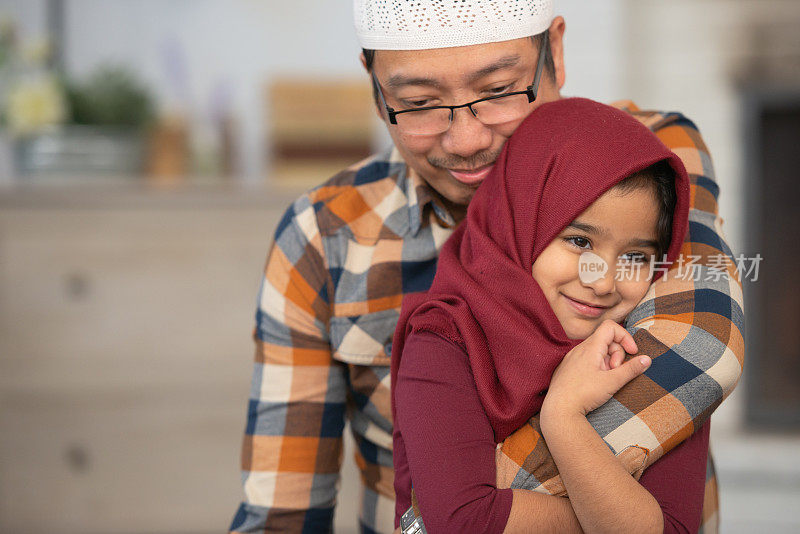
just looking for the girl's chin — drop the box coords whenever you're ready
[561,318,603,340]
[562,326,594,341]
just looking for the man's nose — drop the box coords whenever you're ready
[440,106,493,159]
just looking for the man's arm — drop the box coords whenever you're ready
[613,111,743,462]
[496,109,744,493]
[230,196,346,533]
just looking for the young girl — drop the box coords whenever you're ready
[391,98,710,533]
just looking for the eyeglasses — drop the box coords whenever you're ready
[371,38,547,136]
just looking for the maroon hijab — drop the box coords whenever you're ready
[391,98,690,443]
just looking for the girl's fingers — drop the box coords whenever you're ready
[608,342,626,369]
[593,320,638,355]
[608,355,652,391]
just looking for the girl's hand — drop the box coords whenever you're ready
[542,320,651,418]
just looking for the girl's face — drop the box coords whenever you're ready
[531,186,661,340]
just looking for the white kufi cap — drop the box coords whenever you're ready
[354,0,554,50]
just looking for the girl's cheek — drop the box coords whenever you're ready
[549,255,577,286]
[618,279,654,312]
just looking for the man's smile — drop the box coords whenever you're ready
[446,163,495,185]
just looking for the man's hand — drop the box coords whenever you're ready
[542,320,651,419]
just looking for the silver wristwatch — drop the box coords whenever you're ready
[400,505,427,534]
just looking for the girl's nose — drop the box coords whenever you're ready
[584,268,616,296]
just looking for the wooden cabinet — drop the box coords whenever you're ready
[0,186,292,533]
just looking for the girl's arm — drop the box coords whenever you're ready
[541,409,663,533]
[540,408,710,534]
[539,320,709,533]
[396,326,709,533]
[395,331,582,533]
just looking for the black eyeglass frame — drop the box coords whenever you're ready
[371,37,548,127]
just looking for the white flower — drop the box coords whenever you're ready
[22,36,52,66]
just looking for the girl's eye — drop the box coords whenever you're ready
[621,252,649,264]
[565,236,591,249]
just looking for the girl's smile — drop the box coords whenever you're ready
[560,293,613,318]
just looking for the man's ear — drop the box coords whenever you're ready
[359,51,369,72]
[548,16,567,90]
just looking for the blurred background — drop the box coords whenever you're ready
[0,0,798,532]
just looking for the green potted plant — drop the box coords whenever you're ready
[14,63,155,177]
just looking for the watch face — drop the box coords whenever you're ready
[400,506,427,534]
[400,507,415,529]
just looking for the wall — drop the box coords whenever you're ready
[1,0,628,181]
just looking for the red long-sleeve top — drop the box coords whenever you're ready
[394,331,711,534]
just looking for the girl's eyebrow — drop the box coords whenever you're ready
[627,238,659,249]
[567,221,604,235]
[568,221,658,249]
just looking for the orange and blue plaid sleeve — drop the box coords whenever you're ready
[230,194,345,533]
[609,110,744,463]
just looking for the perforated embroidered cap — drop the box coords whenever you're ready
[354,0,554,50]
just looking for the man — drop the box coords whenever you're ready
[230,2,743,533]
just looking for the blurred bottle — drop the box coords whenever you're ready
[189,112,236,180]
[189,80,236,180]
[147,113,188,183]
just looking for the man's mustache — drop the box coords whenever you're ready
[428,149,503,171]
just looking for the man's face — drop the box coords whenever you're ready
[368,22,565,210]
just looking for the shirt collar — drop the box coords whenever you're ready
[391,147,457,233]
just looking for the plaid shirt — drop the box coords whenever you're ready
[230,101,742,534]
